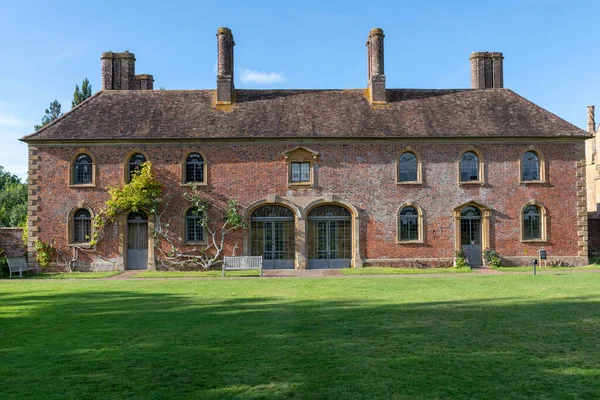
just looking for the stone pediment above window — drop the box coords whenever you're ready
[282,146,318,187]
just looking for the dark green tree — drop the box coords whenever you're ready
[72,78,92,108]
[34,100,62,130]
[0,166,27,227]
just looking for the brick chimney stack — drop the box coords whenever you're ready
[216,27,235,104]
[366,28,386,104]
[470,52,504,89]
[101,51,154,91]
[588,105,596,134]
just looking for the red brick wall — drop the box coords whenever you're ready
[32,141,586,268]
[0,228,25,258]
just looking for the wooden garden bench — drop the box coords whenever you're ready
[222,256,262,277]
[7,257,39,279]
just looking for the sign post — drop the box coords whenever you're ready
[532,258,537,275]
[539,248,547,268]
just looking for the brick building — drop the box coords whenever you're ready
[21,28,589,271]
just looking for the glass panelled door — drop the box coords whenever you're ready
[127,211,148,270]
[251,206,295,269]
[460,206,482,266]
[308,205,352,269]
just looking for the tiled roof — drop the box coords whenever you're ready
[21,88,587,142]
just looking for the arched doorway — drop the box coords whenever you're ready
[307,205,352,269]
[460,206,482,266]
[127,210,148,270]
[250,205,295,269]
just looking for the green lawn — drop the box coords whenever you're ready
[495,265,600,273]
[137,270,260,278]
[23,271,122,279]
[2,274,600,399]
[342,267,472,275]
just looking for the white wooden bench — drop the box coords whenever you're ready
[222,256,262,277]
[7,257,39,279]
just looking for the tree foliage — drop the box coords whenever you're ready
[72,78,92,108]
[91,162,162,245]
[0,166,26,227]
[34,100,62,130]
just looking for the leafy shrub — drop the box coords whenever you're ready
[483,249,502,268]
[548,259,573,268]
[35,239,54,269]
[454,249,470,269]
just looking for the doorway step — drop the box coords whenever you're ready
[262,269,342,278]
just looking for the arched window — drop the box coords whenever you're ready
[523,205,541,240]
[73,154,93,185]
[399,206,418,241]
[185,153,204,183]
[398,152,418,182]
[521,150,545,182]
[128,153,147,181]
[460,151,480,182]
[185,208,205,243]
[73,209,92,243]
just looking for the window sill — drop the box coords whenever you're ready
[459,181,484,186]
[396,181,422,185]
[396,240,425,245]
[180,182,208,187]
[68,243,93,248]
[520,180,546,185]
[521,239,547,244]
[181,241,207,246]
[288,182,313,188]
[69,184,96,188]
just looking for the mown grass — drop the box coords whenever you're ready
[341,267,472,275]
[21,271,122,279]
[2,274,600,399]
[495,265,600,273]
[137,270,260,278]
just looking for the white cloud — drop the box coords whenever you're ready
[239,68,286,85]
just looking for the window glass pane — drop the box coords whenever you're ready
[460,152,479,182]
[73,209,91,243]
[185,153,204,183]
[291,162,310,182]
[74,154,93,184]
[399,152,418,182]
[523,205,541,240]
[399,206,419,241]
[185,209,205,242]
[522,151,540,181]
[129,153,147,180]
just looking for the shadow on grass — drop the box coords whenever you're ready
[1,290,600,399]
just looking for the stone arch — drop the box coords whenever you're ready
[453,201,491,264]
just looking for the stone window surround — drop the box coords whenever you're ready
[181,207,207,246]
[242,195,362,269]
[117,208,156,271]
[396,146,423,185]
[457,146,485,185]
[520,199,548,243]
[67,204,94,247]
[180,150,208,186]
[282,146,319,188]
[396,202,425,244]
[453,201,491,255]
[519,146,546,184]
[123,149,150,183]
[69,149,96,188]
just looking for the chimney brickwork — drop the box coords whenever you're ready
[366,28,386,104]
[101,51,154,90]
[216,27,235,104]
[470,52,504,89]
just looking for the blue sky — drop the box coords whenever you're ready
[1,0,599,180]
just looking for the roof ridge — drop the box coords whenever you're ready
[21,91,104,141]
